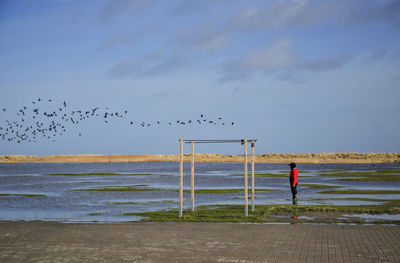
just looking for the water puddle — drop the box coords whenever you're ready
[342,214,400,221]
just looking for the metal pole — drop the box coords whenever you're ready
[251,140,255,212]
[179,138,183,218]
[191,140,195,212]
[244,138,248,217]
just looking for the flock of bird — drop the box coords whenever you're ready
[0,98,235,144]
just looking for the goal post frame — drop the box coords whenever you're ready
[178,138,257,218]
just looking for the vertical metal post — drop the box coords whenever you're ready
[191,140,195,212]
[244,138,248,217]
[179,138,183,218]
[251,140,255,212]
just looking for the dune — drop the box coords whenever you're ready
[0,152,399,164]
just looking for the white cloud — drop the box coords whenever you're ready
[191,31,230,51]
[298,54,354,72]
[143,56,189,77]
[175,25,231,51]
[107,57,144,78]
[228,0,340,30]
[99,33,139,50]
[99,24,159,50]
[218,39,357,83]
[107,55,189,78]
[219,38,297,82]
[366,49,387,62]
[100,0,152,22]
[240,38,296,70]
[348,0,400,26]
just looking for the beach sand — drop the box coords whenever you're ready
[0,152,399,164]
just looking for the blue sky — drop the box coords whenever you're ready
[0,0,399,156]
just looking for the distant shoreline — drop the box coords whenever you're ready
[0,152,399,164]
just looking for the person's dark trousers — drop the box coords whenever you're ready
[291,183,298,199]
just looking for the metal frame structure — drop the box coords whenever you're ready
[178,138,257,218]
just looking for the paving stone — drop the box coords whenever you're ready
[0,222,399,262]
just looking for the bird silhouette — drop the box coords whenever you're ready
[0,100,236,144]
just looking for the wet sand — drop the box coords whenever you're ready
[1,152,399,164]
[1,222,399,262]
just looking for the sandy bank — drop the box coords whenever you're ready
[0,152,399,164]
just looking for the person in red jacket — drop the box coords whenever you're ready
[289,163,298,200]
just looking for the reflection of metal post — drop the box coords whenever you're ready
[244,138,248,217]
[251,140,255,212]
[191,141,195,212]
[179,138,183,218]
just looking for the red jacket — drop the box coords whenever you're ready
[290,168,298,187]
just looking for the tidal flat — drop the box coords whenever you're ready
[0,162,399,223]
[124,203,400,225]
[319,169,400,181]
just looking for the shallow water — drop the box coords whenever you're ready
[342,213,400,221]
[0,162,399,222]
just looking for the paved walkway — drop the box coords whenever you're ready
[1,222,399,262]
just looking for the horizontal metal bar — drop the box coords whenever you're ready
[182,139,257,144]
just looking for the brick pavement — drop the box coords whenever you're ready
[0,222,399,262]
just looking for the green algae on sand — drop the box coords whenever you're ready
[317,189,400,195]
[0,193,47,197]
[319,170,400,181]
[301,184,343,189]
[183,188,279,194]
[73,186,164,192]
[45,172,165,176]
[123,203,400,224]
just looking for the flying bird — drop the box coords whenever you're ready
[0,99,236,144]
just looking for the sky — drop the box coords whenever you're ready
[0,0,399,156]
